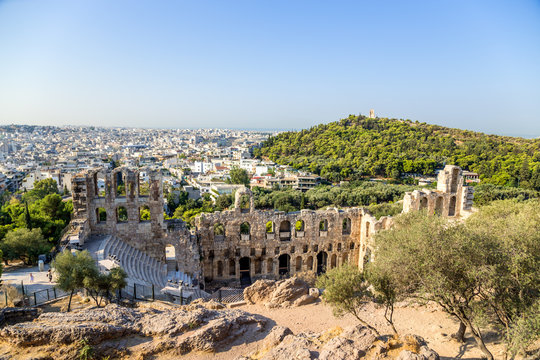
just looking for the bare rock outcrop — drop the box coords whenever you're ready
[243,279,276,304]
[0,304,140,346]
[186,298,225,310]
[0,303,267,360]
[244,278,318,308]
[319,325,376,359]
[239,325,440,360]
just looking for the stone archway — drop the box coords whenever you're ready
[316,251,328,275]
[435,196,443,215]
[449,196,457,216]
[239,257,251,286]
[278,254,290,276]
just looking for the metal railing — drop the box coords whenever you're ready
[0,283,69,307]
[209,287,244,303]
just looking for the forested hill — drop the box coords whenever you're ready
[253,115,540,188]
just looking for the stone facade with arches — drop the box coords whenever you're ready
[194,195,392,283]
[68,165,472,287]
[70,167,199,280]
[402,165,474,217]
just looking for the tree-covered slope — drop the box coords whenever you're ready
[254,115,540,188]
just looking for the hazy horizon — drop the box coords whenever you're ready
[1,0,539,137]
[3,117,539,139]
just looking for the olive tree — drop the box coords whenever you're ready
[371,211,495,359]
[83,267,127,308]
[465,200,540,359]
[373,202,540,360]
[316,263,380,336]
[52,250,127,310]
[52,250,98,311]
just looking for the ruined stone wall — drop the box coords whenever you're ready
[194,189,392,282]
[70,167,199,278]
[403,165,474,217]
[70,165,470,285]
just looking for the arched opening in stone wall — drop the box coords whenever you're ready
[330,254,337,269]
[319,219,328,231]
[316,251,328,275]
[306,256,314,271]
[217,261,223,277]
[240,257,251,284]
[279,221,291,241]
[420,197,428,209]
[295,220,305,237]
[278,254,290,276]
[115,172,126,197]
[96,207,107,223]
[267,258,274,274]
[365,222,371,239]
[435,196,443,215]
[165,244,177,276]
[94,171,106,197]
[139,205,150,222]
[138,171,150,196]
[240,222,250,240]
[342,218,351,235]
[295,256,302,272]
[117,206,128,222]
[239,194,251,213]
[337,243,342,251]
[364,247,372,266]
[229,259,236,276]
[342,253,348,264]
[451,168,460,193]
[448,196,457,216]
[266,221,275,239]
[214,223,225,241]
[254,258,262,274]
[165,244,176,261]
[349,242,355,250]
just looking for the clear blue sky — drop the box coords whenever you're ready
[1,0,539,136]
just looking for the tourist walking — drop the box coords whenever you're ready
[29,273,34,283]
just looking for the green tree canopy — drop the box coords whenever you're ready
[2,228,51,265]
[52,250,127,309]
[22,178,59,203]
[371,202,540,360]
[255,115,540,187]
[316,264,380,336]
[227,167,250,186]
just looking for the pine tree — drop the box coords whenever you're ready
[531,165,540,190]
[24,202,32,229]
[520,157,531,183]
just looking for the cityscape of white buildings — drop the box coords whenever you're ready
[0,125,323,201]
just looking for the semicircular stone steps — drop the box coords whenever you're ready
[100,235,167,289]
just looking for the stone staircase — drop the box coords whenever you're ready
[97,235,167,289]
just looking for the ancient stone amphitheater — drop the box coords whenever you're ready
[62,165,472,293]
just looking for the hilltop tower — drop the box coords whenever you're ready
[369,109,375,118]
